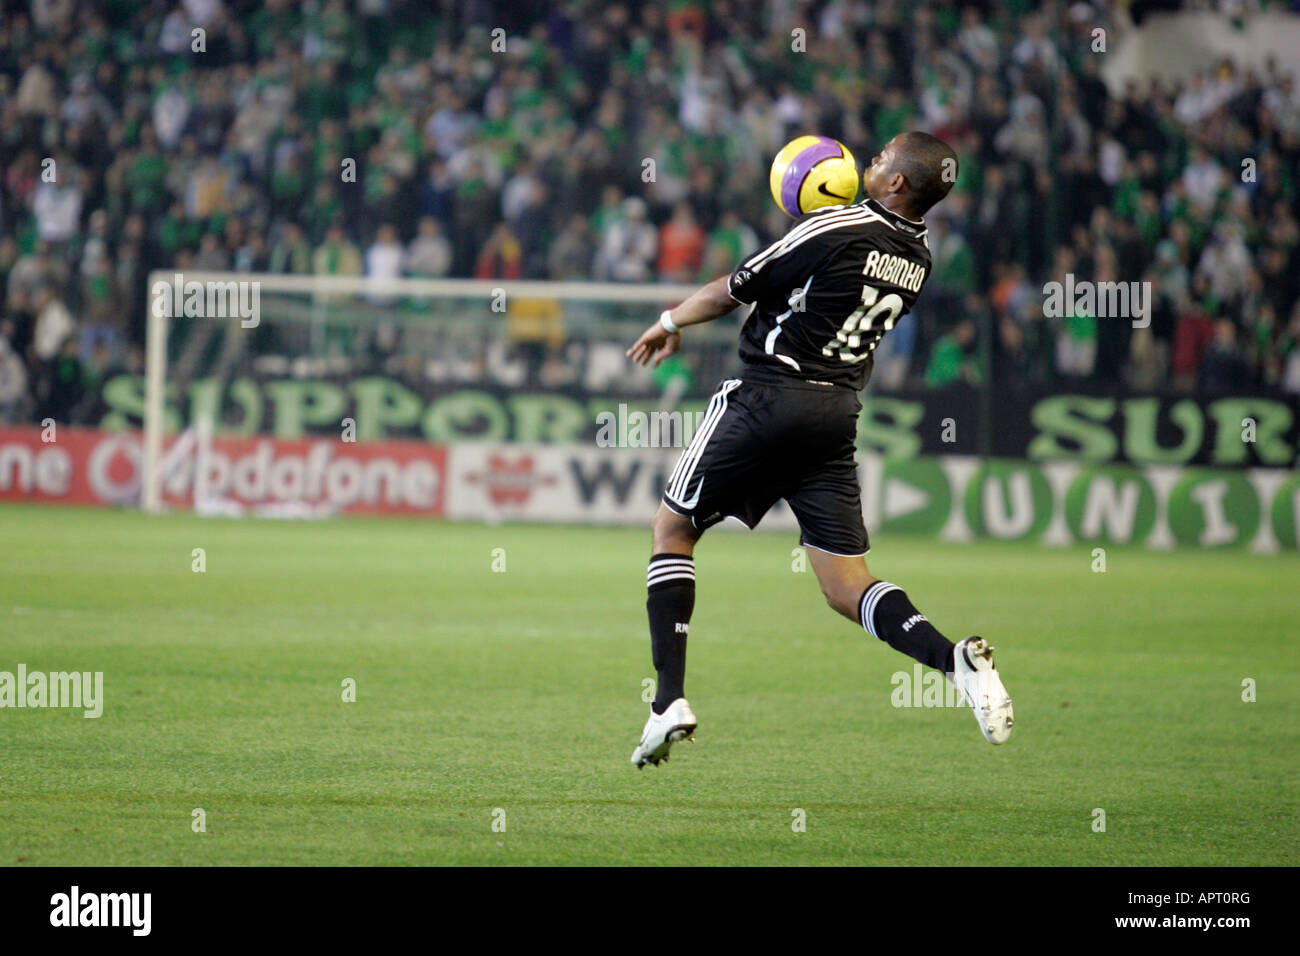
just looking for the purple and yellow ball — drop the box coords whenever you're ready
[769,135,860,218]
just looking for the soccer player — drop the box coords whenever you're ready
[626,132,1013,768]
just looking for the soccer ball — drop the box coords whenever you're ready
[768,135,859,218]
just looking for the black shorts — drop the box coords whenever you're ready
[662,370,869,556]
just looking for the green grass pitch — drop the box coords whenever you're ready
[1,502,1296,866]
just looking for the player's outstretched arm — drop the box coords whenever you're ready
[626,276,738,368]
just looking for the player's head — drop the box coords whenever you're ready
[863,132,958,219]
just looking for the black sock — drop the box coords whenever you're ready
[859,581,956,674]
[647,552,695,714]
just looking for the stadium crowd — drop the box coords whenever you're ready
[2,0,1300,425]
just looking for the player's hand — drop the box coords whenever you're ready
[626,320,681,368]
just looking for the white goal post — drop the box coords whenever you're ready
[141,270,706,514]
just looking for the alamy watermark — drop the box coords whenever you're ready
[595,404,704,448]
[0,664,103,717]
[50,886,150,936]
[1043,273,1150,328]
[890,663,964,708]
[150,272,261,328]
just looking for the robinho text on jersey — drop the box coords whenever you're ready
[727,198,932,390]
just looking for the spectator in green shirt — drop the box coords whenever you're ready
[925,320,979,387]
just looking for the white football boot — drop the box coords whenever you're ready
[949,637,1014,745]
[630,698,697,768]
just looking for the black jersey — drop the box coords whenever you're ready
[727,198,932,390]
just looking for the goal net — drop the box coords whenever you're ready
[140,270,725,515]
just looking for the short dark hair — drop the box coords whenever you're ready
[890,131,958,214]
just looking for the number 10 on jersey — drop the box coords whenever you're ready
[822,275,904,364]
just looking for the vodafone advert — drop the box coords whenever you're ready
[0,428,446,516]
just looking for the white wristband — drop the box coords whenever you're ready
[659,310,680,334]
